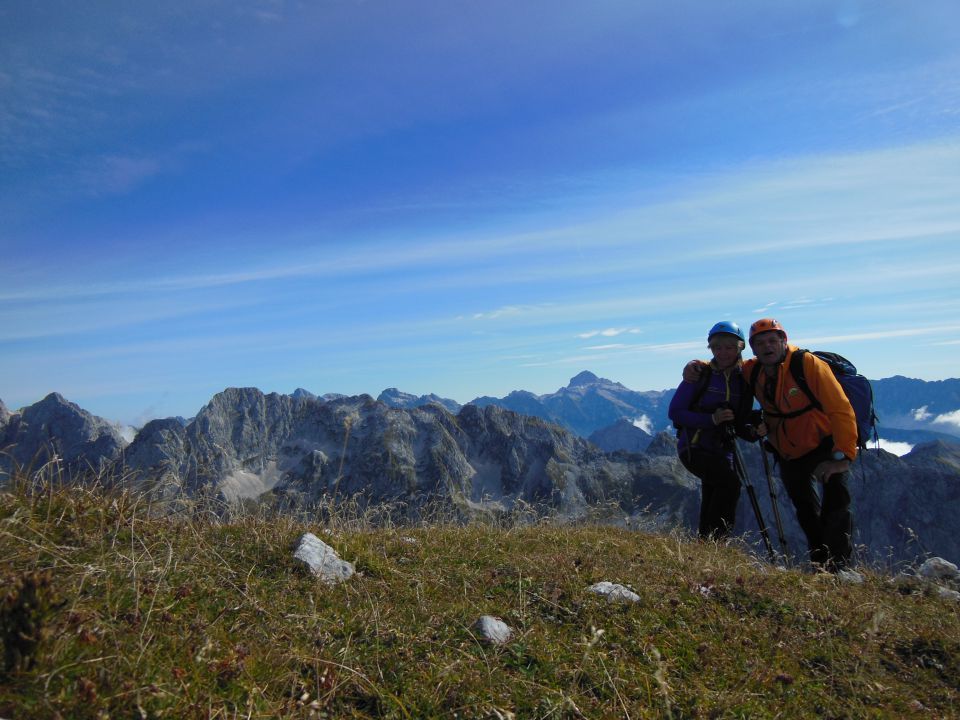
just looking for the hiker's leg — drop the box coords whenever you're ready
[681,451,715,539]
[706,454,741,539]
[779,455,826,564]
[821,470,853,570]
[697,479,714,540]
[682,451,739,540]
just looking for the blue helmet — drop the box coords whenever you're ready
[707,321,744,343]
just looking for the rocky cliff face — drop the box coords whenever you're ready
[852,440,960,562]
[588,418,653,453]
[123,388,698,527]
[0,393,126,480]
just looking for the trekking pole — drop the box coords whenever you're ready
[723,423,775,563]
[759,439,788,556]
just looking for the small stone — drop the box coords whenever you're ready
[293,533,355,585]
[586,581,640,603]
[935,585,960,601]
[474,615,513,645]
[836,569,865,584]
[919,557,959,581]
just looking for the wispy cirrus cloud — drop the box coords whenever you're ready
[577,327,642,339]
[471,304,556,321]
[74,154,166,197]
[799,324,960,346]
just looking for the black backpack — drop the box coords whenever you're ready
[749,350,879,450]
[672,365,713,431]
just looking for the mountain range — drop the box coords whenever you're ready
[2,371,959,566]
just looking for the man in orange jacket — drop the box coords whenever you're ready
[745,318,857,571]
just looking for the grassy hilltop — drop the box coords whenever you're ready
[1,476,958,719]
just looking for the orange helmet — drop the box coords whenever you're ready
[749,317,787,344]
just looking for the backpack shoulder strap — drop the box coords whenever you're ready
[735,369,755,418]
[748,361,762,392]
[689,365,713,410]
[789,349,821,410]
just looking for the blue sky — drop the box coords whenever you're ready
[3,0,960,428]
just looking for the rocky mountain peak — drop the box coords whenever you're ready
[568,371,600,387]
[378,388,461,413]
[644,431,678,457]
[0,393,125,479]
[378,388,418,406]
[904,438,960,472]
[587,418,653,454]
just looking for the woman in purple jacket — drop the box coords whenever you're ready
[668,321,755,540]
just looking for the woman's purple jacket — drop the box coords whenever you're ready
[668,366,754,457]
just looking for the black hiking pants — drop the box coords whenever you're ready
[778,438,853,570]
[680,448,741,541]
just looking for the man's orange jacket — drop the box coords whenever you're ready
[743,345,858,462]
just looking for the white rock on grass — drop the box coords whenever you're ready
[836,569,865,584]
[919,557,960,582]
[587,581,640,604]
[936,585,960,601]
[474,615,513,645]
[293,532,355,585]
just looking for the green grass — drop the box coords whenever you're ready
[1,475,958,719]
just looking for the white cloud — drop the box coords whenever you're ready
[878,439,913,456]
[912,405,932,421]
[632,415,653,434]
[584,344,628,351]
[932,409,960,429]
[119,425,138,444]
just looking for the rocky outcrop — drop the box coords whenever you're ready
[850,441,960,562]
[126,387,305,501]
[0,393,125,481]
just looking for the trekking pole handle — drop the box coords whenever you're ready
[712,404,736,426]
